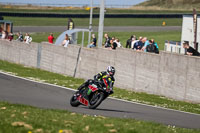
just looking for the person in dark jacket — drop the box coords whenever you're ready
[183,42,200,56]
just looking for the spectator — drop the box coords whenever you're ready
[141,37,149,52]
[112,36,116,41]
[126,35,133,48]
[62,34,70,48]
[1,30,7,39]
[104,33,111,48]
[133,36,143,51]
[110,39,117,50]
[8,33,14,41]
[87,33,97,48]
[146,40,159,54]
[151,39,159,54]
[131,36,138,49]
[48,33,54,44]
[183,42,200,56]
[16,32,23,42]
[24,33,32,44]
[115,38,122,47]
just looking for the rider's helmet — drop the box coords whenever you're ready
[107,66,115,76]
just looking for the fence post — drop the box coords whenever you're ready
[37,43,42,68]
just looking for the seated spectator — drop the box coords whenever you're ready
[24,33,32,44]
[183,42,200,56]
[133,36,143,51]
[115,38,122,47]
[16,32,23,42]
[48,33,54,44]
[146,40,159,54]
[62,34,70,47]
[87,34,96,48]
[110,39,117,50]
[8,33,14,41]
[104,33,111,48]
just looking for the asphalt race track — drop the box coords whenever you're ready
[0,72,200,129]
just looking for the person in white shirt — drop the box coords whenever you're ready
[24,33,32,44]
[62,34,70,47]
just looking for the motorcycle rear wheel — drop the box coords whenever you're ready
[70,91,81,107]
[89,92,104,109]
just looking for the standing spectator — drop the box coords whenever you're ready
[8,33,14,41]
[131,36,138,49]
[126,35,133,48]
[62,34,70,48]
[87,34,97,48]
[151,39,159,54]
[48,33,54,44]
[183,42,200,56]
[115,38,122,47]
[1,30,7,39]
[133,36,143,51]
[110,39,117,50]
[24,33,32,44]
[16,32,23,42]
[146,40,158,54]
[141,37,149,52]
[104,33,111,48]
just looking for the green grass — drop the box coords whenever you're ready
[28,31,181,50]
[4,16,182,26]
[0,59,200,115]
[1,102,199,133]
[0,5,195,14]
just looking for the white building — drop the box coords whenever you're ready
[165,15,200,54]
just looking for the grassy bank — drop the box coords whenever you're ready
[1,102,199,133]
[29,31,181,50]
[0,59,200,115]
[0,4,195,14]
[4,16,182,26]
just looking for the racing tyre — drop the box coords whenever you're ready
[89,92,104,109]
[70,91,81,107]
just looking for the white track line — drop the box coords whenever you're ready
[0,71,200,116]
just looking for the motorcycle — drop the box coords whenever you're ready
[70,77,113,109]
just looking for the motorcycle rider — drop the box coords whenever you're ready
[78,66,115,94]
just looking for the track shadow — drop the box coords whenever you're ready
[80,106,140,114]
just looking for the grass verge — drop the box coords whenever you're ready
[0,59,200,115]
[1,102,200,133]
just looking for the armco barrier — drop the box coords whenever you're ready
[0,12,187,18]
[0,40,200,103]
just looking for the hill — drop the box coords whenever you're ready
[136,0,200,10]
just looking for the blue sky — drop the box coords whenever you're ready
[0,0,147,7]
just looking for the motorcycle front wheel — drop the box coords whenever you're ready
[70,91,81,107]
[89,92,104,109]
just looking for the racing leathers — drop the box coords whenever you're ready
[94,71,115,94]
[78,71,115,94]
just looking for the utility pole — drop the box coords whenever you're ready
[97,0,105,48]
[193,8,198,51]
[88,0,93,45]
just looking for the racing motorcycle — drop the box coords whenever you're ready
[70,77,113,109]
